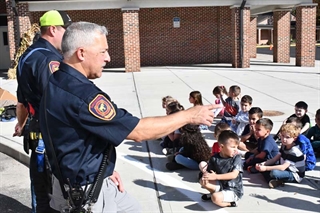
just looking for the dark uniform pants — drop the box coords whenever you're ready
[30,150,59,213]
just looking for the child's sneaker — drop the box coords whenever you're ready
[162,148,174,156]
[201,193,211,201]
[268,179,285,188]
[230,201,238,207]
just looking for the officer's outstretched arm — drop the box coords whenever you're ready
[126,104,215,142]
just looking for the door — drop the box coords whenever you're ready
[0,26,11,70]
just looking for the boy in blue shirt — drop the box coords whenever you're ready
[244,118,279,173]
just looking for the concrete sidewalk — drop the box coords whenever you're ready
[0,54,319,213]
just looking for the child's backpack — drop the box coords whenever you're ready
[297,134,316,171]
[0,105,17,121]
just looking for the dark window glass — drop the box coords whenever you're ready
[3,32,8,45]
[0,16,7,26]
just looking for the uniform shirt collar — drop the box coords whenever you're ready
[35,37,63,59]
[58,62,92,83]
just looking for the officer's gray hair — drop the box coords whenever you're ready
[62,22,108,59]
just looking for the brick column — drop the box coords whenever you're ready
[122,9,140,72]
[296,4,317,67]
[6,0,30,62]
[250,16,257,58]
[231,6,250,68]
[273,9,291,63]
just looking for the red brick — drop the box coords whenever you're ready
[296,6,316,67]
[273,10,290,63]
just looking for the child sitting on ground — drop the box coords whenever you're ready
[305,109,320,156]
[220,85,241,126]
[189,90,220,130]
[232,95,252,136]
[256,124,305,188]
[211,123,231,155]
[162,95,173,109]
[166,124,211,171]
[243,118,279,173]
[189,91,208,130]
[162,95,178,112]
[240,107,263,151]
[212,86,228,117]
[189,91,203,106]
[199,130,243,207]
[160,101,184,152]
[274,101,310,140]
[286,117,316,171]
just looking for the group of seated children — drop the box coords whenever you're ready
[160,86,319,208]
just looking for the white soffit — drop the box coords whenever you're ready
[25,0,314,11]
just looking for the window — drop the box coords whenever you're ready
[0,16,7,26]
[3,32,8,45]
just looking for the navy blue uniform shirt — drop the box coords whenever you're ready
[39,62,140,186]
[17,37,63,115]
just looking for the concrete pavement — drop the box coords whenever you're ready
[0,54,319,212]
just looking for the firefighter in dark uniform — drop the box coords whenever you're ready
[14,10,72,213]
[39,22,214,212]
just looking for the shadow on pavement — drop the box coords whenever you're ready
[250,63,297,67]
[249,194,320,212]
[0,194,31,213]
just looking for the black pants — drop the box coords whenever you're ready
[30,151,59,213]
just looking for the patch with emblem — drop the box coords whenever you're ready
[48,61,60,73]
[89,94,116,121]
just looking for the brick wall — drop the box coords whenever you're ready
[31,9,125,68]
[139,7,231,66]
[250,16,257,58]
[18,6,244,68]
[273,10,290,63]
[217,7,232,63]
[296,6,316,67]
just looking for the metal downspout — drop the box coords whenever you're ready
[240,0,247,67]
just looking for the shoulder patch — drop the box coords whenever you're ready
[48,61,60,73]
[89,94,116,121]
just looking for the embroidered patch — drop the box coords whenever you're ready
[48,61,60,73]
[89,94,116,121]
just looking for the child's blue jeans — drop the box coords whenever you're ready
[270,170,297,182]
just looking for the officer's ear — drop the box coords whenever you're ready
[76,47,85,61]
[48,26,57,36]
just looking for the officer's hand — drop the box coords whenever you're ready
[109,171,124,192]
[187,105,214,126]
[13,123,23,137]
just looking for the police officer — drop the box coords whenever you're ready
[14,10,72,213]
[39,22,215,212]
